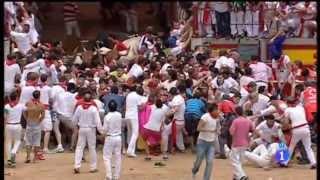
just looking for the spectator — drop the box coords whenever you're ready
[63,2,81,39]
[230,1,245,38]
[213,2,231,39]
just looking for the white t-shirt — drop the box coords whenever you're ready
[213,2,229,12]
[214,56,235,71]
[125,92,147,120]
[73,105,102,128]
[211,77,234,94]
[240,75,255,89]
[56,91,77,118]
[252,94,270,115]
[39,85,52,105]
[10,31,32,55]
[127,64,143,78]
[198,113,220,142]
[249,62,272,82]
[103,111,122,136]
[169,94,185,122]
[5,103,26,124]
[4,63,21,94]
[144,104,170,132]
[255,120,281,143]
[51,85,66,111]
[284,105,308,128]
[19,85,38,105]
[160,63,171,74]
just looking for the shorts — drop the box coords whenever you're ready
[25,124,41,147]
[41,110,53,131]
[184,113,200,136]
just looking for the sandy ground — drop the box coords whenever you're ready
[4,149,316,180]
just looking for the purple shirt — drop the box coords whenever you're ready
[229,116,254,148]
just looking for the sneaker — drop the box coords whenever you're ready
[55,146,65,153]
[215,154,227,159]
[127,153,137,158]
[240,176,249,180]
[224,144,231,158]
[162,154,169,160]
[206,34,213,38]
[310,164,317,169]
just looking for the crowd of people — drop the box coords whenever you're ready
[4,2,317,180]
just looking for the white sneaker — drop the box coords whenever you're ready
[55,146,65,153]
[224,145,231,158]
[127,153,137,158]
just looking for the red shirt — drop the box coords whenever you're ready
[115,41,128,51]
[218,100,235,114]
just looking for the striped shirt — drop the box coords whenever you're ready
[63,2,79,22]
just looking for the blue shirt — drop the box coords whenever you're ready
[103,94,125,115]
[185,98,206,118]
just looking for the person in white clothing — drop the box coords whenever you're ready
[230,2,245,38]
[272,54,292,96]
[127,57,145,79]
[19,72,39,105]
[239,67,255,89]
[56,83,77,151]
[5,92,26,167]
[4,54,21,97]
[125,86,148,157]
[243,92,270,116]
[167,87,186,152]
[282,97,316,169]
[249,56,273,90]
[102,100,123,180]
[192,103,220,180]
[9,23,33,55]
[38,74,53,153]
[73,91,103,173]
[245,2,260,38]
[214,50,235,72]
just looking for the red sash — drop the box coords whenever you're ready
[45,59,53,68]
[203,4,211,25]
[6,59,16,66]
[171,119,177,147]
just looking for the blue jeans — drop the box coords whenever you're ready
[192,139,215,180]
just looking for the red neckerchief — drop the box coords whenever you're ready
[59,82,67,90]
[76,100,97,110]
[45,59,53,68]
[116,41,128,51]
[6,58,16,66]
[75,95,82,101]
[9,100,19,108]
[26,80,38,86]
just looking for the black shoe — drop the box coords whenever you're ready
[310,164,317,169]
[240,176,249,180]
[215,154,227,159]
[74,168,80,174]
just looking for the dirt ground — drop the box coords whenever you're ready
[5,149,316,180]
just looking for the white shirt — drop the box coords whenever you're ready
[211,77,234,94]
[127,64,143,78]
[213,2,229,12]
[102,112,122,136]
[224,77,239,90]
[56,91,77,118]
[239,75,255,88]
[5,103,26,124]
[93,99,105,115]
[144,105,169,132]
[24,59,58,84]
[73,105,102,129]
[198,113,220,142]
[10,31,32,55]
[252,94,270,115]
[169,94,185,122]
[4,63,21,93]
[51,85,66,111]
[215,56,235,71]
[284,105,308,128]
[125,92,147,120]
[160,63,171,74]
[256,121,281,143]
[39,85,52,105]
[19,85,38,105]
[249,62,272,82]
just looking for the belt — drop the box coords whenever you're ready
[106,134,121,137]
[291,123,308,130]
[6,122,20,125]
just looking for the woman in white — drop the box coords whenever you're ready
[102,100,123,180]
[143,98,169,160]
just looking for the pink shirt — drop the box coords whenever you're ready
[229,116,254,148]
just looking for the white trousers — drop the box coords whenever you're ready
[230,147,247,180]
[5,124,22,159]
[230,11,244,35]
[161,122,185,152]
[74,127,97,170]
[65,21,81,38]
[244,144,274,168]
[126,118,139,155]
[245,10,259,37]
[103,136,122,179]
[287,127,316,165]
